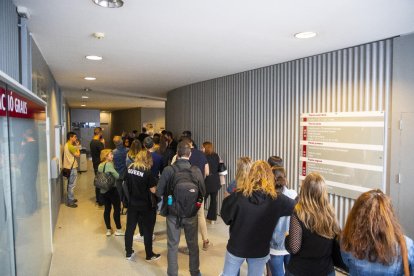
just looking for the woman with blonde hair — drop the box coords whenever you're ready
[341,189,414,275]
[224,157,252,197]
[125,139,142,167]
[124,150,160,262]
[285,172,339,276]
[220,160,295,275]
[98,149,123,236]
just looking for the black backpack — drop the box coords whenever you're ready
[167,165,201,219]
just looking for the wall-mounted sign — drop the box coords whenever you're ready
[299,112,385,199]
[0,87,45,120]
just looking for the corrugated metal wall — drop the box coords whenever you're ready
[0,0,19,81]
[167,39,393,228]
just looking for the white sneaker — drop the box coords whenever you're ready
[115,229,125,236]
[134,234,155,242]
[106,229,112,236]
[126,252,136,261]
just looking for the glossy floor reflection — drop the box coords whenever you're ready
[49,163,231,276]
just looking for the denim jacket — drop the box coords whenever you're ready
[270,187,297,255]
[341,236,414,275]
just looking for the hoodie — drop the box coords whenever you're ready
[221,190,295,258]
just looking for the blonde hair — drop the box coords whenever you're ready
[100,149,112,162]
[238,160,277,199]
[113,135,122,146]
[132,150,153,170]
[295,172,339,239]
[235,157,252,187]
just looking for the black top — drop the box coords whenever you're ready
[205,153,220,193]
[90,139,104,172]
[221,191,295,258]
[285,212,335,276]
[126,167,156,211]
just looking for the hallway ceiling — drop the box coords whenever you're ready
[13,0,414,110]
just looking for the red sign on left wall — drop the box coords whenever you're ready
[0,87,45,120]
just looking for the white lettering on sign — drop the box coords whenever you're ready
[14,98,28,114]
[8,95,14,112]
[0,93,6,111]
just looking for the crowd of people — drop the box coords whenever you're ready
[62,128,414,276]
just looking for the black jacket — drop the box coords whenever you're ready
[221,190,295,258]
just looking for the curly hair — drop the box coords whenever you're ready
[295,172,339,239]
[341,190,409,275]
[132,150,153,170]
[238,160,276,199]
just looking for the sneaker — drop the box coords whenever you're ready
[106,229,112,236]
[66,203,78,208]
[115,229,125,236]
[202,240,212,251]
[146,253,161,262]
[126,251,135,261]
[73,199,78,203]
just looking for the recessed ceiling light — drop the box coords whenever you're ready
[294,32,317,39]
[86,55,103,61]
[82,96,89,99]
[81,104,86,107]
[84,77,96,81]
[93,0,124,8]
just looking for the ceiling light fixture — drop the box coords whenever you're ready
[294,31,317,39]
[81,104,86,107]
[84,77,96,81]
[93,0,124,8]
[82,96,89,99]
[86,55,103,61]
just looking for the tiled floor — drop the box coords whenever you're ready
[49,164,232,276]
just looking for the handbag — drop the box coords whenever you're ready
[94,163,115,191]
[62,152,75,179]
[218,162,228,176]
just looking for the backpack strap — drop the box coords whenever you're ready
[167,164,179,196]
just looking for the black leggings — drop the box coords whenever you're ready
[125,206,157,258]
[205,191,218,221]
[102,188,122,230]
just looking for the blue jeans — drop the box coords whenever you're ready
[222,251,270,276]
[268,254,290,276]
[67,168,77,203]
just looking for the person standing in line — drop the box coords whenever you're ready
[164,131,177,165]
[133,136,163,242]
[341,189,414,275]
[182,130,197,149]
[224,157,252,198]
[285,172,339,276]
[156,141,206,276]
[201,141,221,224]
[126,140,142,168]
[90,127,105,206]
[124,150,160,262]
[98,149,123,237]
[220,161,295,276]
[268,167,298,276]
[63,132,80,208]
[112,135,129,201]
[179,137,211,251]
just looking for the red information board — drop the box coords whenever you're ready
[0,88,45,120]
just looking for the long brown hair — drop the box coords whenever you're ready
[238,160,276,199]
[127,140,142,159]
[341,189,409,275]
[202,141,214,155]
[295,172,339,239]
[272,166,287,191]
